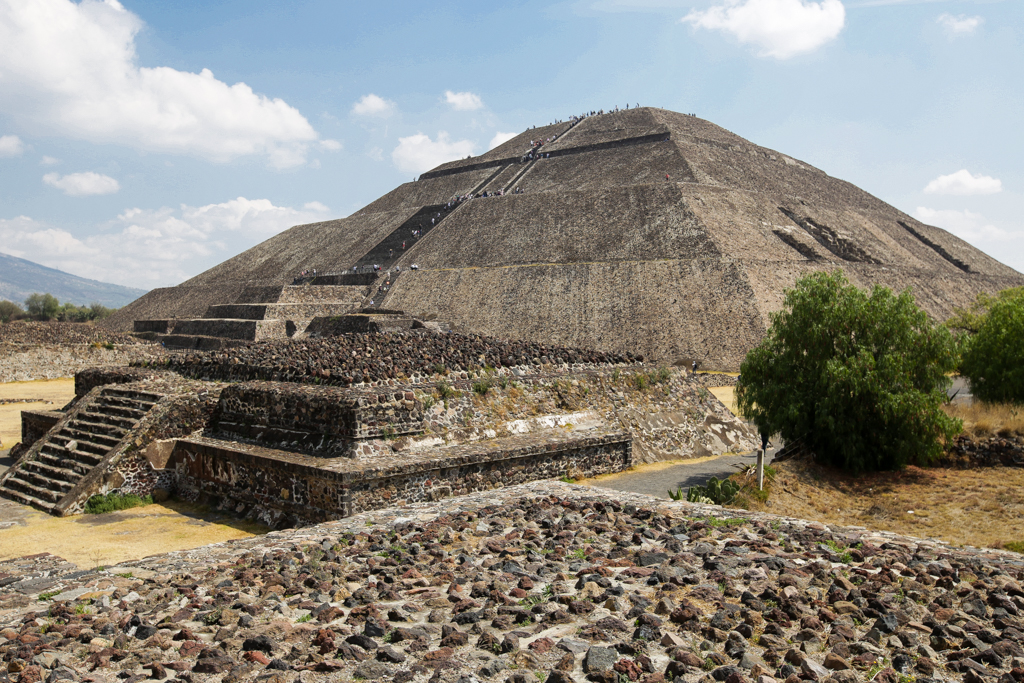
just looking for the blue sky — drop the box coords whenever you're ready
[0,0,1020,290]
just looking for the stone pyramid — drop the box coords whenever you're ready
[105,107,1024,369]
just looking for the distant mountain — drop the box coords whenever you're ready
[0,252,147,308]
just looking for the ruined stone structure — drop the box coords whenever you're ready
[104,108,1024,368]
[1,333,756,526]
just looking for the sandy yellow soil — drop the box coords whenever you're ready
[0,378,76,450]
[0,499,267,569]
[708,386,737,415]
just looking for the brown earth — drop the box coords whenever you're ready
[0,497,267,568]
[0,378,76,450]
[747,457,1024,552]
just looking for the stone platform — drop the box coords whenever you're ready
[171,426,630,528]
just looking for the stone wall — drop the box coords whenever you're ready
[941,434,1024,468]
[18,409,62,449]
[169,427,630,529]
[211,381,423,457]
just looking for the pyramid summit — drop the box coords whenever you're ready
[105,107,1024,369]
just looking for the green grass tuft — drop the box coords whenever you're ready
[84,492,153,514]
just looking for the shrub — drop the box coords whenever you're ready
[686,476,740,505]
[84,491,153,514]
[736,270,960,473]
[946,286,1024,334]
[960,290,1024,404]
[25,292,60,319]
[0,300,24,323]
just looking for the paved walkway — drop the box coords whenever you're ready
[587,446,779,499]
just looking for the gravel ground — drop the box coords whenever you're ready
[2,481,1022,683]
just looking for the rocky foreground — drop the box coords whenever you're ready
[2,482,1023,683]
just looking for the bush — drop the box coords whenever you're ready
[0,300,24,323]
[946,286,1024,334]
[960,291,1024,404]
[25,292,60,319]
[84,491,153,514]
[686,476,740,505]
[736,270,960,473]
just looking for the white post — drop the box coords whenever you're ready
[756,449,765,491]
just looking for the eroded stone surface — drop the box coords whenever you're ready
[2,482,1022,683]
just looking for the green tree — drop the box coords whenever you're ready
[24,293,60,319]
[736,271,961,473]
[0,299,24,323]
[960,291,1024,404]
[946,286,1024,334]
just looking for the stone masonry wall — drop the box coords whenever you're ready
[170,429,630,529]
[211,381,423,456]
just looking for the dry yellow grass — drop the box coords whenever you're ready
[750,458,1024,551]
[0,500,267,568]
[943,402,1024,438]
[0,378,76,449]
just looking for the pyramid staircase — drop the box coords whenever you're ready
[140,284,367,350]
[0,387,164,514]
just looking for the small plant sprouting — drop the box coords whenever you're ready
[39,590,61,601]
[296,614,312,623]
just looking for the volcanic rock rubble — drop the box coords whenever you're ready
[2,483,1024,683]
[140,333,641,387]
[0,323,166,383]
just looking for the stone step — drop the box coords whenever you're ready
[35,451,94,477]
[0,486,56,513]
[50,434,110,457]
[3,475,64,504]
[98,394,159,412]
[203,302,361,321]
[59,426,121,449]
[86,402,148,422]
[156,334,249,351]
[169,318,287,341]
[40,443,103,467]
[22,459,84,486]
[13,467,75,494]
[78,410,138,430]
[63,417,128,439]
[102,388,163,403]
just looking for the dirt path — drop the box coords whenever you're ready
[0,496,267,568]
[0,377,76,450]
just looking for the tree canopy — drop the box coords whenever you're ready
[960,289,1024,405]
[945,286,1024,334]
[736,270,961,473]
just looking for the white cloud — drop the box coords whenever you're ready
[444,90,484,111]
[923,169,1002,196]
[40,155,60,165]
[351,94,396,117]
[682,0,846,59]
[0,198,334,288]
[914,207,1012,244]
[938,13,983,35]
[0,134,25,156]
[392,132,475,175]
[489,131,517,150]
[366,147,384,162]
[43,171,120,196]
[0,0,319,167]
[319,139,342,151]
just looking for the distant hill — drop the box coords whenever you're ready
[0,252,147,308]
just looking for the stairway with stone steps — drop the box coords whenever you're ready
[0,387,163,514]
[141,283,368,350]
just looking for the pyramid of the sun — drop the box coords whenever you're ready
[106,107,1024,369]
